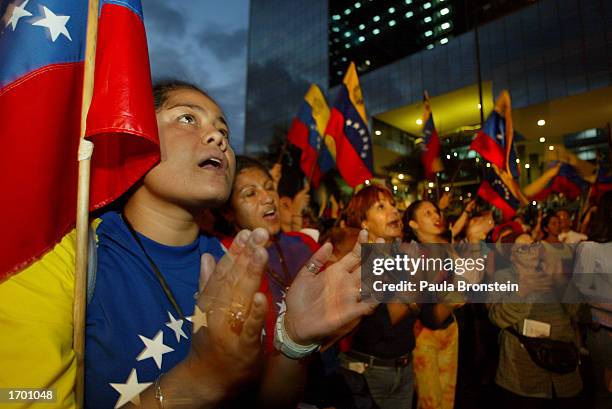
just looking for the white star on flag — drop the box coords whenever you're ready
[165,311,188,343]
[496,133,503,140]
[352,122,360,130]
[359,129,366,136]
[136,330,174,370]
[109,368,152,409]
[4,0,32,31]
[361,152,367,159]
[362,136,368,143]
[189,304,208,334]
[346,119,353,126]
[32,6,71,42]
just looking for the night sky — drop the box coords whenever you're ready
[142,0,250,153]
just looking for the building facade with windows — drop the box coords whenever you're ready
[245,0,611,186]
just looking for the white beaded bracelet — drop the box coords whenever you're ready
[273,312,320,359]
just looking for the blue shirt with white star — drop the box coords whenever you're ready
[84,211,224,408]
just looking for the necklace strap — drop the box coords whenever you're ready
[122,214,185,320]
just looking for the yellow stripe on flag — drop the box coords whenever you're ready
[343,62,368,124]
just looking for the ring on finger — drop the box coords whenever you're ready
[306,263,320,274]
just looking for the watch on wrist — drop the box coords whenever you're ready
[273,312,320,359]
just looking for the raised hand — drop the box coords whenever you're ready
[186,228,270,397]
[283,229,378,346]
[466,211,495,242]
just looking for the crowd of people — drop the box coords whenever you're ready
[1,79,610,409]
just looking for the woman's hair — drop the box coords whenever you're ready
[345,184,395,229]
[541,214,558,239]
[588,191,612,243]
[152,79,213,111]
[402,200,429,242]
[234,155,272,180]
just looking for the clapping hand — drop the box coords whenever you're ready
[187,228,270,399]
[283,230,379,346]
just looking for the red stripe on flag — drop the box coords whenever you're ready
[422,132,441,180]
[477,180,517,220]
[326,108,373,187]
[287,119,322,186]
[86,3,160,210]
[0,63,83,278]
[470,131,506,169]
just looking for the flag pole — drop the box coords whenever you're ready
[74,0,99,407]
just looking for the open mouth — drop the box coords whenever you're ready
[388,219,401,228]
[198,156,225,170]
[263,208,277,221]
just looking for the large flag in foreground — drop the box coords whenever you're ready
[470,90,519,179]
[287,84,335,187]
[478,167,522,220]
[0,0,159,279]
[420,91,443,180]
[325,62,373,187]
[86,0,160,209]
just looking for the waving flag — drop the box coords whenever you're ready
[324,62,373,187]
[471,90,519,179]
[0,0,159,279]
[86,0,160,209]
[421,91,443,180]
[532,162,587,201]
[478,167,521,220]
[287,84,334,187]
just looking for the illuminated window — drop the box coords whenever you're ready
[345,43,351,48]
[344,31,351,37]
[344,8,351,15]
[388,7,396,13]
[332,27,340,32]
[389,20,396,26]
[424,16,432,23]
[426,44,434,49]
[423,2,431,9]
[440,37,448,44]
[358,36,365,42]
[373,15,380,22]
[440,22,450,30]
[359,23,365,30]
[332,15,341,20]
[355,2,361,8]
[405,0,412,3]
[424,30,433,36]
[440,8,449,15]
[373,28,380,35]
[405,11,414,18]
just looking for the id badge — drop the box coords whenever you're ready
[522,319,551,338]
[348,361,366,374]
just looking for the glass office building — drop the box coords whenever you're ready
[245,0,612,182]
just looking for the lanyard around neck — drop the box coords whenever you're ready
[121,214,185,320]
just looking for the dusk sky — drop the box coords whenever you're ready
[142,0,250,153]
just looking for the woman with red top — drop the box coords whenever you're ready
[216,156,320,353]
